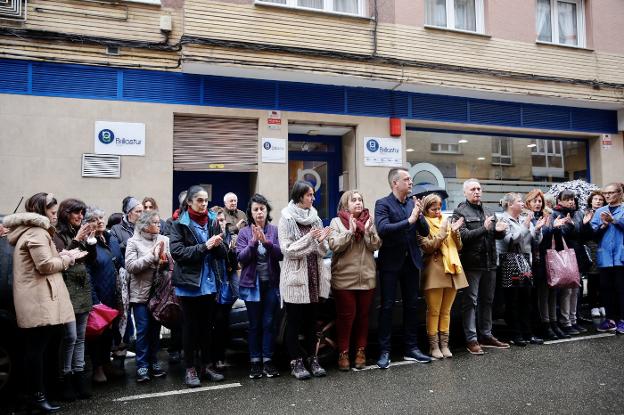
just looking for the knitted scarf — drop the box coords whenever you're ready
[424,215,463,275]
[283,201,321,239]
[188,207,208,226]
[338,208,370,241]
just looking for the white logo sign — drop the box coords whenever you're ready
[94,121,145,156]
[364,137,402,167]
[261,137,286,163]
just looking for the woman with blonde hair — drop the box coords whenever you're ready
[329,190,381,370]
[418,193,467,359]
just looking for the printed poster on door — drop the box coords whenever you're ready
[364,137,402,167]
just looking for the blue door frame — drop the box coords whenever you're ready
[288,134,342,226]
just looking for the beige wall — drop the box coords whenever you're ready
[1,93,622,222]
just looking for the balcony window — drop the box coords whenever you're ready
[536,0,585,47]
[257,0,364,17]
[425,0,485,34]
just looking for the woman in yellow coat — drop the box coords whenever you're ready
[418,194,468,359]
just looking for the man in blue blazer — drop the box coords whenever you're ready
[374,167,431,368]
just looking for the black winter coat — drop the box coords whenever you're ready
[169,213,227,290]
[549,206,591,273]
[452,200,505,271]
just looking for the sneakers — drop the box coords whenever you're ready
[354,348,366,369]
[290,358,311,380]
[403,347,432,363]
[184,367,201,388]
[510,336,527,347]
[136,367,150,383]
[561,325,580,336]
[202,365,225,382]
[616,320,624,335]
[249,361,263,379]
[597,319,616,332]
[479,336,510,349]
[599,307,606,317]
[466,341,484,355]
[338,351,350,372]
[377,351,391,369]
[308,356,327,377]
[572,324,587,334]
[591,308,601,318]
[263,360,280,378]
[150,363,167,378]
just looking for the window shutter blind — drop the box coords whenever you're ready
[173,116,258,172]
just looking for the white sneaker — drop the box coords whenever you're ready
[599,307,606,317]
[591,308,601,318]
[126,350,136,358]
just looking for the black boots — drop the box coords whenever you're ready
[61,373,76,402]
[73,370,92,399]
[31,392,61,413]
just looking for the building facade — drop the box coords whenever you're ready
[1,0,623,220]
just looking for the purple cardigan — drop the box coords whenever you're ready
[236,224,283,288]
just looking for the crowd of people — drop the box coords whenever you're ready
[2,169,624,413]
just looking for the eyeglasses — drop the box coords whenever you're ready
[150,221,161,226]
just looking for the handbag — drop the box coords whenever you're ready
[86,303,119,340]
[148,253,182,329]
[545,236,581,288]
[500,247,533,288]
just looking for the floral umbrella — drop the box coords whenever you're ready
[546,179,600,211]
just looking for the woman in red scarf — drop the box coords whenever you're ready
[328,190,381,371]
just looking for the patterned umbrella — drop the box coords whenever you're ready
[546,179,600,211]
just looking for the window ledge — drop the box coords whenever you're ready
[254,2,372,21]
[424,25,491,39]
[122,0,161,5]
[535,41,593,52]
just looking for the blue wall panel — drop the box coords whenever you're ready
[123,70,201,104]
[0,59,618,134]
[204,76,275,109]
[32,63,117,98]
[278,82,345,114]
[0,60,29,93]
[412,93,469,123]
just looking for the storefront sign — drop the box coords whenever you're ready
[601,134,613,149]
[267,110,282,130]
[261,137,286,163]
[364,137,402,167]
[94,121,145,156]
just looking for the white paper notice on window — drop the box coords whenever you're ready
[261,138,286,163]
[364,137,403,167]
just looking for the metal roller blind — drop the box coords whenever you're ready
[173,115,258,172]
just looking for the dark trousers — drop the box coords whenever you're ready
[212,302,234,363]
[89,326,114,368]
[600,266,624,320]
[504,287,533,338]
[168,327,183,354]
[179,294,216,368]
[245,281,280,361]
[284,302,318,360]
[21,324,63,394]
[334,288,375,352]
[378,259,420,353]
[586,272,600,308]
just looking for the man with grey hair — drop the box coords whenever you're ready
[223,192,247,236]
[375,167,431,368]
[453,179,509,355]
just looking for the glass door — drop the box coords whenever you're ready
[288,135,342,226]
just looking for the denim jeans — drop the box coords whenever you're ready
[245,281,280,362]
[378,259,421,353]
[62,312,89,374]
[461,269,496,343]
[132,303,161,369]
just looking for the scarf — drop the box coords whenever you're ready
[283,201,321,239]
[338,208,370,241]
[424,215,462,275]
[188,207,208,226]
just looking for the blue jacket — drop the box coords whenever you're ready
[375,193,429,271]
[591,205,624,268]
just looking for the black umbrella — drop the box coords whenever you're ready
[410,184,449,199]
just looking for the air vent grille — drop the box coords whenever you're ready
[81,153,121,178]
[0,0,27,21]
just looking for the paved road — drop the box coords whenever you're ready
[12,333,621,415]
